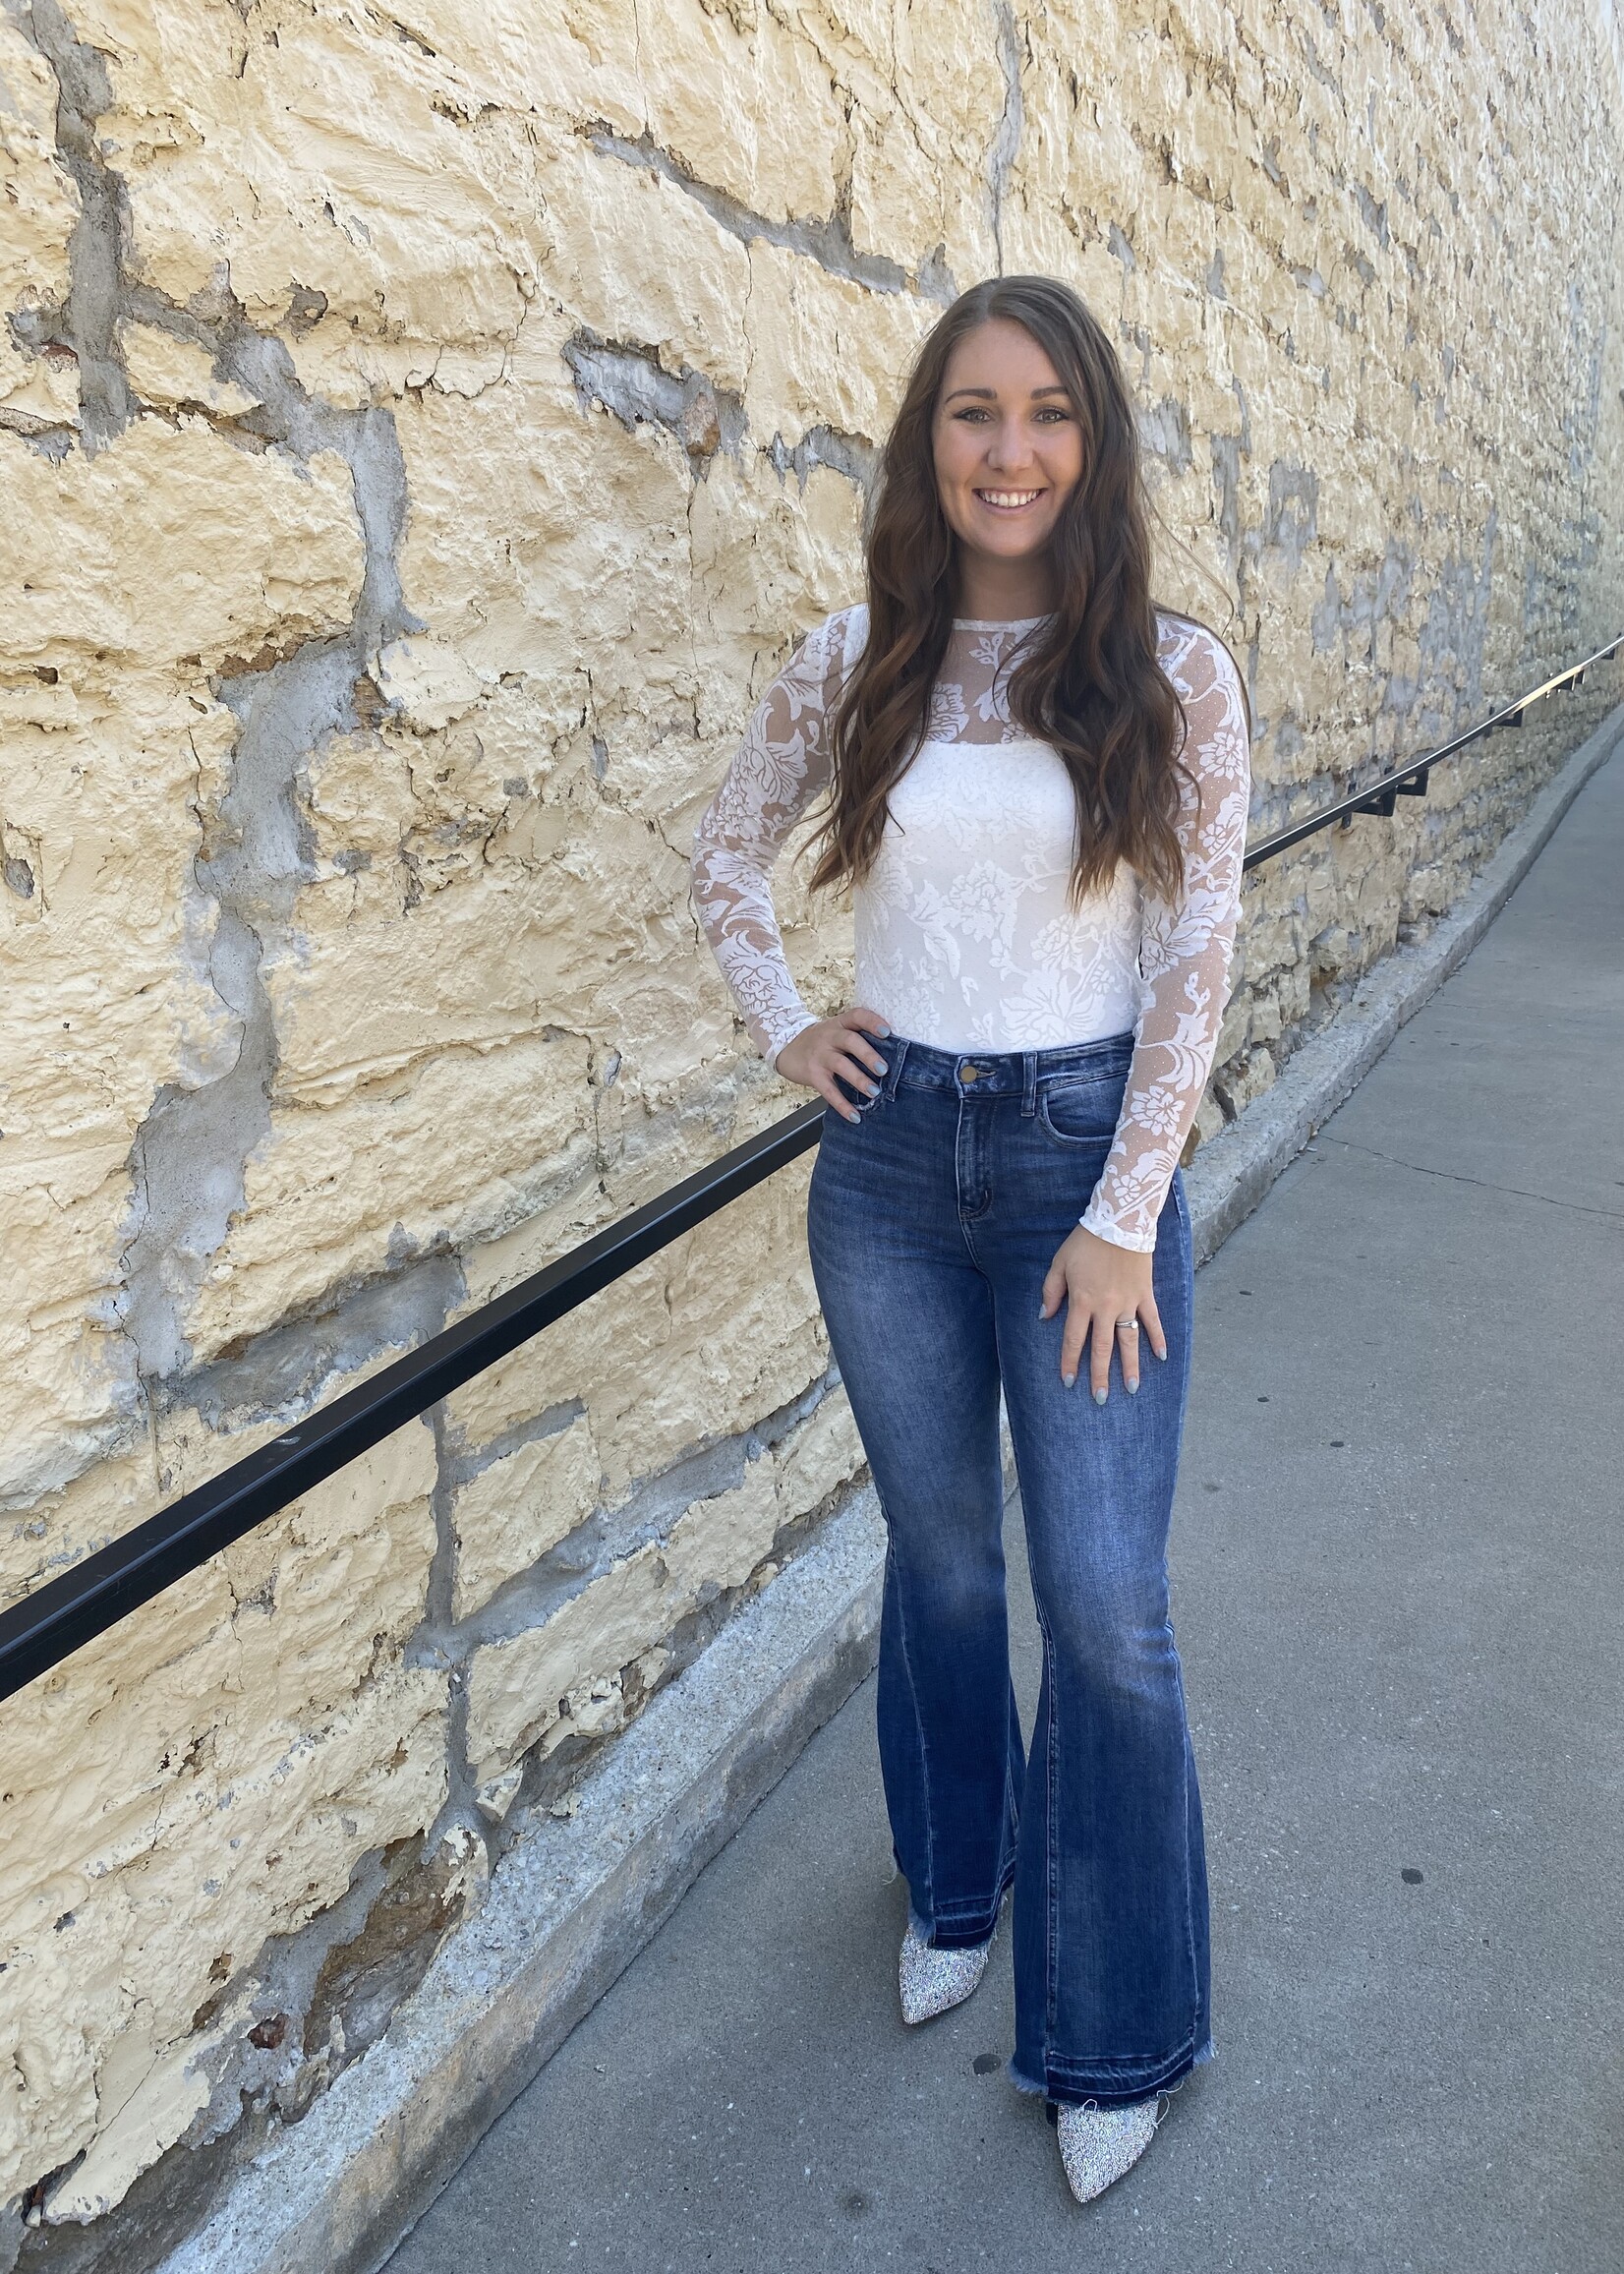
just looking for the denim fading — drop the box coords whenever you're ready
[806,1030,1211,2108]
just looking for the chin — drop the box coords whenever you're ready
[977,523,1057,558]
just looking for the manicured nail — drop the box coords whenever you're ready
[1093,1387,1109,1407]
[1127,1379,1140,1396]
[1062,1370,1075,1387]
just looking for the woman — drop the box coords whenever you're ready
[691,274,1249,2203]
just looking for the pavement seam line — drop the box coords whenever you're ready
[1318,1136,1624,1222]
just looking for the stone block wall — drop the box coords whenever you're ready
[1,0,1620,2256]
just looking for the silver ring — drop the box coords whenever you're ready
[1117,1316,1139,1333]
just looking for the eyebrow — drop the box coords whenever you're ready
[943,383,1073,403]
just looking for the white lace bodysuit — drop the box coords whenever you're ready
[691,609,1250,1252]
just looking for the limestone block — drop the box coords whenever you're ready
[87,0,544,344]
[0,17,79,435]
[464,1537,671,1780]
[663,1452,784,1596]
[41,2011,220,2225]
[118,323,261,417]
[262,872,599,1103]
[214,1427,437,1716]
[184,1033,595,1362]
[545,139,752,397]
[301,729,421,864]
[0,418,363,672]
[461,1382,859,1791]
[444,1162,823,1503]
[0,1424,442,2200]
[774,1387,865,1521]
[744,243,937,452]
[1213,1043,1277,1121]
[282,323,426,414]
[887,0,1007,285]
[0,676,242,1505]
[464,1387,859,1779]
[394,342,700,715]
[464,1455,782,1779]
[685,458,866,735]
[637,0,845,226]
[66,0,245,119]
[847,83,954,278]
[0,1662,446,2210]
[1,1444,153,1610]
[415,0,645,130]
[451,1414,603,1620]
[0,340,80,433]
[376,634,491,730]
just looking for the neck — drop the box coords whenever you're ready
[953,544,1059,622]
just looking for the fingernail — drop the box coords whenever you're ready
[1127,1379,1140,1396]
[1093,1387,1109,1407]
[1062,1370,1075,1388]
[1037,1302,1048,1319]
[876,1022,892,1034]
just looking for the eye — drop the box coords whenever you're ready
[953,405,992,423]
[1033,405,1073,423]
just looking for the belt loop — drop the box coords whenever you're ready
[1021,1051,1038,1117]
[883,1036,907,1099]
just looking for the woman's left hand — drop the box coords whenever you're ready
[1039,1224,1167,1402]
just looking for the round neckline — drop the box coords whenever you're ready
[950,612,1052,631]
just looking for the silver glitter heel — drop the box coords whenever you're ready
[898,1923,990,2024]
[1049,2093,1162,2202]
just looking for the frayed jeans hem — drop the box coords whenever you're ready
[906,1868,1013,1952]
[1007,2033,1212,2110]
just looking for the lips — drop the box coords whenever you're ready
[974,488,1045,509]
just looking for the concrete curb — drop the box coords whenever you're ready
[157,703,1621,2274]
[1186,700,1623,1262]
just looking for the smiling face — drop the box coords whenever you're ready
[930,317,1086,615]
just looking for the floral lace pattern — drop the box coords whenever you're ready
[691,607,1250,1251]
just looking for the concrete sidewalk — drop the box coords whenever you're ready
[385,749,1624,2274]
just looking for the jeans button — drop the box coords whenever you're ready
[961,1064,978,1084]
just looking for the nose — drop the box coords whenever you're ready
[984,414,1034,474]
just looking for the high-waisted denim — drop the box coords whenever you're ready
[806,1031,1210,2107]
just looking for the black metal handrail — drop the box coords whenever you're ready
[1,635,1617,1703]
[1242,633,1622,867]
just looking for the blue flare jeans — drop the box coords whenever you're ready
[806,1031,1210,2107]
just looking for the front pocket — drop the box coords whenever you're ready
[831,1071,885,1118]
[1036,1077,1124,1145]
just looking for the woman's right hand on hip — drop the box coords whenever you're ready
[775,1010,892,1121]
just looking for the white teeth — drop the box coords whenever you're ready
[977,490,1041,506]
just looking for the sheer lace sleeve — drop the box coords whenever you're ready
[1079,618,1251,1253]
[692,606,867,1067]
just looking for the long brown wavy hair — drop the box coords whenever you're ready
[810,274,1218,906]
